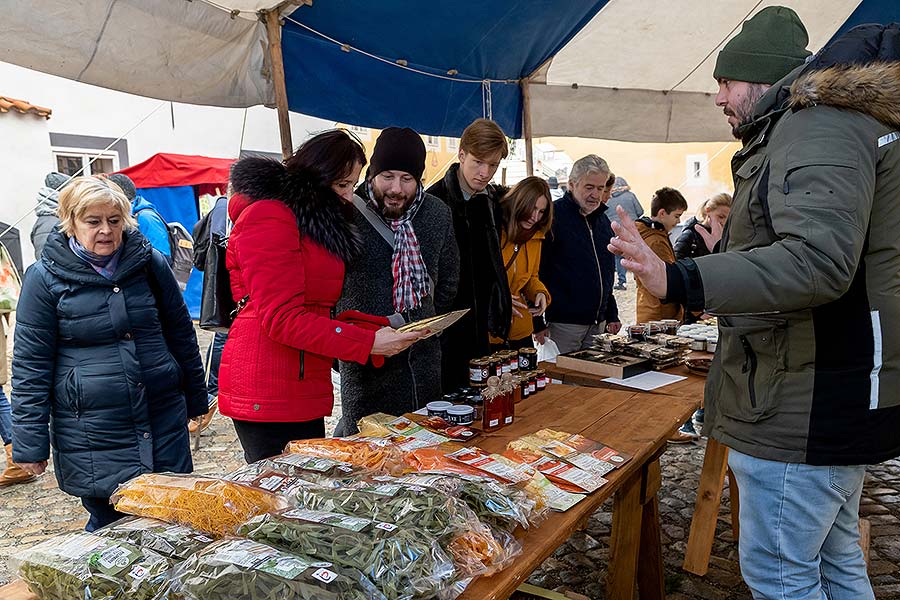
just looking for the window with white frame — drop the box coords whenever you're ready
[446,137,458,151]
[347,125,371,141]
[425,135,441,151]
[685,153,709,186]
[53,149,120,177]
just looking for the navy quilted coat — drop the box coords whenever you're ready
[11,229,207,499]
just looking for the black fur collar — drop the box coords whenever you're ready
[230,156,361,263]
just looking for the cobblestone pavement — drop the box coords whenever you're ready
[2,279,900,598]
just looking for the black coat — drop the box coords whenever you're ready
[11,229,207,499]
[427,164,511,391]
[334,186,459,434]
[540,193,619,326]
[673,217,711,260]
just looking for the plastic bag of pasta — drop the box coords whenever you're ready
[284,437,406,475]
[170,538,384,600]
[236,507,456,600]
[292,482,497,577]
[12,531,171,600]
[226,452,370,490]
[110,473,289,537]
[95,516,216,561]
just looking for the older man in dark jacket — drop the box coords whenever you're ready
[336,128,459,434]
[538,155,620,353]
[611,10,900,598]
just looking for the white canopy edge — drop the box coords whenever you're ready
[0,0,278,108]
[529,83,733,143]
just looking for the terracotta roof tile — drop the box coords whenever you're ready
[0,95,52,119]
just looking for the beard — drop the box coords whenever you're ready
[372,185,414,219]
[725,83,769,139]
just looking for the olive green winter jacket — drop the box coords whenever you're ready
[682,62,900,465]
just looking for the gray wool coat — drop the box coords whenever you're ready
[334,189,459,435]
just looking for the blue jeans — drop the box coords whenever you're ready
[0,388,12,445]
[206,331,227,398]
[727,449,873,600]
[614,254,627,285]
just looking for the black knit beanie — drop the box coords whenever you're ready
[369,127,426,180]
[714,6,812,84]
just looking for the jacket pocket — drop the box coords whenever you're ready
[716,317,787,423]
[63,368,83,419]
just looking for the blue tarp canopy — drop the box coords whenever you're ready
[2,1,899,142]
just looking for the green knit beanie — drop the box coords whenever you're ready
[714,6,812,84]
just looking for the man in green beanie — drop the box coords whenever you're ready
[609,8,900,599]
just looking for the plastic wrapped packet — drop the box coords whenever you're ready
[293,482,494,578]
[170,538,383,600]
[12,531,171,600]
[226,453,371,489]
[491,455,585,512]
[284,437,406,475]
[95,516,216,561]
[111,473,290,537]
[237,507,456,600]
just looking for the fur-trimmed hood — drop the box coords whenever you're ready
[229,156,360,263]
[790,62,900,129]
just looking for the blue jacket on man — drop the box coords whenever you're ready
[132,196,171,260]
[540,192,619,326]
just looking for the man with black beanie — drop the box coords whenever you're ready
[334,127,459,435]
[610,7,900,598]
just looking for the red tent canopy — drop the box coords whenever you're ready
[115,153,234,189]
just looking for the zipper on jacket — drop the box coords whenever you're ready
[298,350,305,380]
[739,335,758,408]
[585,217,604,324]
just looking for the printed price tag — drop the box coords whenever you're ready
[375,521,398,532]
[312,567,338,584]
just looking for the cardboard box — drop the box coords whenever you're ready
[556,350,651,379]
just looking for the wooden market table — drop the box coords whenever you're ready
[2,383,697,600]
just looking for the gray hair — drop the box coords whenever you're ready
[569,154,610,185]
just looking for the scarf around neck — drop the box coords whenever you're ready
[366,181,429,313]
[68,236,122,279]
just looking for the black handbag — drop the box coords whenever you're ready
[199,232,244,332]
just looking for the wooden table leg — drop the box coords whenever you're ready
[637,458,665,600]
[683,438,729,576]
[607,468,644,599]
[727,466,740,542]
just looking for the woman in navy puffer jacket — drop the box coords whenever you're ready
[11,176,207,531]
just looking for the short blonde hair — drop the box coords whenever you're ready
[57,176,137,236]
[460,118,509,160]
[699,192,733,223]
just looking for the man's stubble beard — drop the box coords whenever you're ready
[729,83,769,139]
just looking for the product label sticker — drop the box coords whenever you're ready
[311,567,338,584]
[258,555,314,580]
[282,508,372,532]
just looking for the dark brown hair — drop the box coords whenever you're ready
[460,118,509,160]
[651,187,688,215]
[501,176,553,241]
[284,129,367,188]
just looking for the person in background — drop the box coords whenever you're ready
[219,130,424,463]
[12,176,208,531]
[490,176,553,351]
[190,193,231,434]
[427,118,512,392]
[537,155,620,352]
[610,8,900,597]
[107,173,171,262]
[0,310,34,487]
[635,187,686,324]
[673,192,732,435]
[31,172,68,259]
[335,128,459,435]
[547,176,565,201]
[606,176,644,290]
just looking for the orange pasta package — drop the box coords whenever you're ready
[283,437,407,475]
[110,473,290,537]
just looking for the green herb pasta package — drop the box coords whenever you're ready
[12,531,172,600]
[95,516,216,561]
[170,538,384,600]
[226,452,371,490]
[236,507,456,600]
[291,482,497,578]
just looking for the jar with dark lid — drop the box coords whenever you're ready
[426,401,453,419]
[446,404,474,426]
[536,369,548,391]
[520,375,531,400]
[518,347,538,371]
[507,351,519,373]
[469,359,490,387]
[527,372,537,395]
[465,389,484,420]
[628,324,647,341]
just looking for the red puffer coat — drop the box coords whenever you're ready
[218,158,375,422]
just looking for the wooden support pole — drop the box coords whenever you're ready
[265,10,293,160]
[521,80,534,177]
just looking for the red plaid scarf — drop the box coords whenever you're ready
[367,182,429,312]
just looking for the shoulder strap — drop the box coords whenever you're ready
[504,243,522,271]
[351,193,394,248]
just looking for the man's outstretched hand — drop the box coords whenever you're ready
[608,205,668,299]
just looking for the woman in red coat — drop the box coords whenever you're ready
[219,130,422,462]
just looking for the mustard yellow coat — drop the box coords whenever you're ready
[490,231,551,343]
